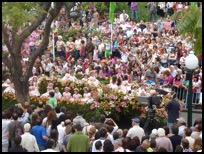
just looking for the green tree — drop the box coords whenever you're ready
[171,5,202,56]
[2,2,66,104]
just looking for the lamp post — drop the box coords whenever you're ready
[185,51,198,127]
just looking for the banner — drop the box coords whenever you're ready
[190,2,197,6]
[109,2,116,24]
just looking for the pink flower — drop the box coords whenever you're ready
[90,104,95,109]
[115,106,121,112]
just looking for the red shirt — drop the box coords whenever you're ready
[80,44,85,56]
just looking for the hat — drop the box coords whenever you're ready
[83,87,89,91]
[32,76,38,80]
[126,25,132,28]
[74,88,79,91]
[65,87,70,90]
[177,117,186,124]
[48,83,54,87]
[24,123,31,132]
[157,128,165,137]
[132,118,140,123]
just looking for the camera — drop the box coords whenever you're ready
[14,104,18,107]
[138,96,162,108]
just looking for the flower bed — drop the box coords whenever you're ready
[2,74,168,124]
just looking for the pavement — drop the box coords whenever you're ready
[180,111,202,126]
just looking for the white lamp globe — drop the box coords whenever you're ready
[185,51,198,70]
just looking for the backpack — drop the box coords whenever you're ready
[14,122,23,137]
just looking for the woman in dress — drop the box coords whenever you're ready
[72,88,82,101]
[83,87,91,99]
[54,87,62,100]
[32,76,40,96]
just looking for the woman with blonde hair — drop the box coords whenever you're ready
[193,137,202,152]
[89,126,96,145]
[62,125,73,152]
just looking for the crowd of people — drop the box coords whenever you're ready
[2,2,202,152]
[2,103,203,152]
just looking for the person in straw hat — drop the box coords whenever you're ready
[62,87,71,100]
[82,87,91,103]
[73,88,82,101]
[54,87,62,99]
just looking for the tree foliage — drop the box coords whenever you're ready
[171,6,202,56]
[2,2,65,104]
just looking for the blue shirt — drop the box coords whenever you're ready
[30,125,47,145]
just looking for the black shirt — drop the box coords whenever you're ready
[8,145,28,152]
[165,99,180,123]
[169,134,182,152]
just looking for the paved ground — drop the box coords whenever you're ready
[180,111,202,126]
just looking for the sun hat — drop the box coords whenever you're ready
[65,87,70,90]
[74,88,79,92]
[177,117,186,124]
[83,87,89,91]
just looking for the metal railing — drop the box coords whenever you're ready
[171,86,202,108]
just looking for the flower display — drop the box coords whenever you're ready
[2,74,168,123]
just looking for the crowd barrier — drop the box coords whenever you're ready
[171,86,202,108]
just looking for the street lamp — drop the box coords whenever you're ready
[185,51,198,127]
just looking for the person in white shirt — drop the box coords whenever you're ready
[120,20,127,31]
[2,111,12,152]
[177,117,186,137]
[57,121,66,150]
[21,123,40,152]
[41,139,57,152]
[126,25,133,38]
[119,10,129,22]
[114,139,131,152]
[179,52,187,69]
[126,118,145,143]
